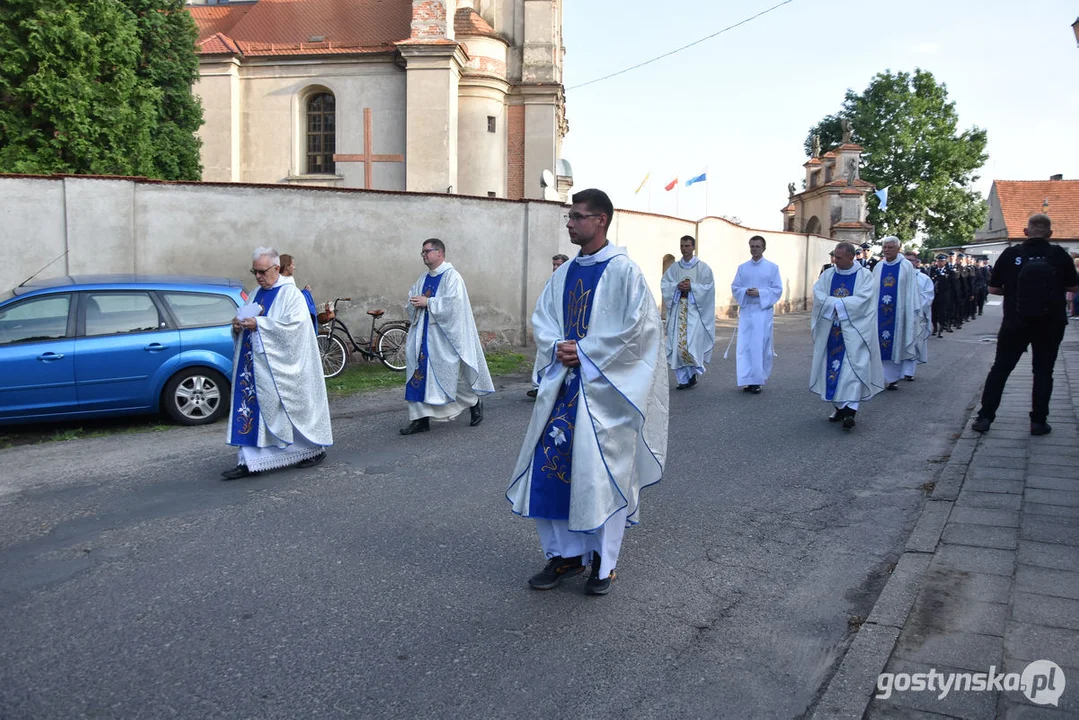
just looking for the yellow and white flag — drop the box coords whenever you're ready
[634,173,650,194]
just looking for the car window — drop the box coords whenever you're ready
[85,292,164,336]
[160,292,237,328]
[0,295,71,344]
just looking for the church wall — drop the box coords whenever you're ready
[457,86,507,197]
[1,176,832,344]
[195,60,241,183]
[233,61,407,189]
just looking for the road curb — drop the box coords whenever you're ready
[809,400,983,719]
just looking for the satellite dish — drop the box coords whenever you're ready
[540,169,555,188]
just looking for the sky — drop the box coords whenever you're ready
[559,0,1079,232]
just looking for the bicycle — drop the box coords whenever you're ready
[316,298,410,378]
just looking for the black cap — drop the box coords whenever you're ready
[935,253,948,260]
[860,242,872,250]
[957,252,966,258]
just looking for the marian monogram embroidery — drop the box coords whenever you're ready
[833,286,850,298]
[564,279,592,340]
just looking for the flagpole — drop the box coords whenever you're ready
[704,165,709,218]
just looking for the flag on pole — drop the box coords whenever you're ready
[664,177,678,192]
[685,171,707,187]
[875,187,889,212]
[634,173,651,194]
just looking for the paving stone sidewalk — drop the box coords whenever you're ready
[813,324,1079,719]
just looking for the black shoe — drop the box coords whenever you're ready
[946,328,953,333]
[296,451,326,469]
[585,554,615,596]
[526,388,537,398]
[528,555,584,590]
[842,411,856,430]
[904,375,915,382]
[221,465,251,480]
[1031,422,1052,436]
[399,418,430,435]
[885,382,898,391]
[470,400,484,427]
[675,383,689,390]
[687,375,697,388]
[972,416,991,433]
[749,385,762,394]
[828,407,850,422]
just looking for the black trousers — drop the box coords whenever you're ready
[978,320,1066,423]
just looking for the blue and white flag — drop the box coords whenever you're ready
[685,172,707,187]
[874,187,889,212]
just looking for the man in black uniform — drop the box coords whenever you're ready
[962,254,977,322]
[929,254,957,337]
[974,257,991,316]
[972,214,1079,435]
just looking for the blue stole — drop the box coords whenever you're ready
[405,273,445,402]
[528,259,611,520]
[301,287,317,330]
[877,262,900,362]
[230,285,284,446]
[826,272,857,402]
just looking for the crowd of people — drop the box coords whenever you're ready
[215,196,1078,597]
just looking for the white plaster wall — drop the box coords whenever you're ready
[1,176,831,343]
[234,61,406,188]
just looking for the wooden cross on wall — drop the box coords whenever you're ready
[332,108,404,189]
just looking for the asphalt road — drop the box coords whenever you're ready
[0,305,1004,719]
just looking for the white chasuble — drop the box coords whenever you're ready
[731,257,784,386]
[404,262,495,421]
[913,270,934,364]
[872,256,923,383]
[508,244,669,534]
[660,258,716,373]
[810,265,884,404]
[227,276,333,472]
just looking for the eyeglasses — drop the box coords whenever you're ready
[420,249,441,256]
[250,265,278,276]
[563,212,601,222]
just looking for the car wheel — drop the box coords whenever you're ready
[163,367,229,426]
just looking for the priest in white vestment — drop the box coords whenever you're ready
[661,235,715,389]
[904,251,935,380]
[872,237,923,390]
[810,242,884,430]
[400,239,494,435]
[223,247,333,479]
[507,189,668,596]
[731,235,784,394]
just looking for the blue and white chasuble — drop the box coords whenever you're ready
[877,262,900,362]
[405,273,445,402]
[825,272,857,402]
[230,285,283,446]
[528,259,611,520]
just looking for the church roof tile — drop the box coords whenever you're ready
[189,0,412,57]
[454,7,501,39]
[993,179,1079,240]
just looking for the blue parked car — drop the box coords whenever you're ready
[0,275,247,426]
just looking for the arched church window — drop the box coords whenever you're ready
[805,216,821,235]
[306,93,336,175]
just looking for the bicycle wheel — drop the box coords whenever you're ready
[377,324,409,371]
[318,332,348,378]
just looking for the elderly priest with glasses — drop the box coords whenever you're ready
[222,247,332,480]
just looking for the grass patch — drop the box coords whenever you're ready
[326,350,531,398]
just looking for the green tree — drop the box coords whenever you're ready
[805,69,988,246]
[128,0,203,180]
[0,0,202,180]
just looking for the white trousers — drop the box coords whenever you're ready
[535,508,627,580]
[882,358,916,384]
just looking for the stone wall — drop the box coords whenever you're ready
[0,175,834,346]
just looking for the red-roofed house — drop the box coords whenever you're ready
[966,176,1079,262]
[186,0,569,200]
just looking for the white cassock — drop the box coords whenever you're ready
[227,276,333,471]
[872,256,923,384]
[731,257,784,386]
[405,262,494,421]
[661,257,716,384]
[507,244,668,580]
[911,270,934,374]
[810,264,884,410]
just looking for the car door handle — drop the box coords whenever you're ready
[37,352,65,361]
[144,343,168,352]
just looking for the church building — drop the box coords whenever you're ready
[187,0,569,200]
